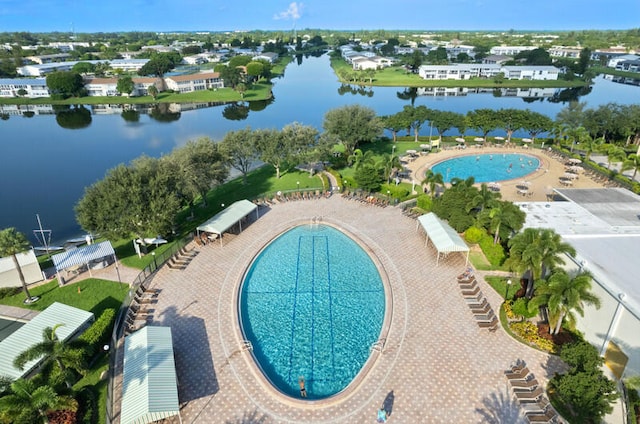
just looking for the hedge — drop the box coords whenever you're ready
[79,308,116,359]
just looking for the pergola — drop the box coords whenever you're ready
[196,199,259,246]
[51,240,120,284]
[121,326,181,424]
[416,213,470,266]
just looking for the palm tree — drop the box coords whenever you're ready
[506,228,576,298]
[465,183,500,213]
[380,153,401,183]
[529,270,601,335]
[14,324,87,389]
[0,378,76,424]
[621,154,640,180]
[0,227,38,304]
[422,170,444,198]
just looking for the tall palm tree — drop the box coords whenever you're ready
[465,183,500,213]
[380,153,401,183]
[506,228,576,298]
[529,270,601,335]
[14,324,87,389]
[422,170,444,198]
[0,227,38,304]
[621,154,640,179]
[0,378,76,424]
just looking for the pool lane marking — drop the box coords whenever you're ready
[310,236,317,385]
[287,235,303,385]
[324,234,337,378]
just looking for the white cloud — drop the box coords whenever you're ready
[274,2,302,20]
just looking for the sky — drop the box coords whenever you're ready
[0,0,637,33]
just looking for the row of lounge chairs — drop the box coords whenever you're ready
[124,283,160,335]
[505,360,561,423]
[342,189,390,208]
[167,245,198,269]
[253,190,332,206]
[457,269,498,331]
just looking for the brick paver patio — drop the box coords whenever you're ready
[114,196,564,423]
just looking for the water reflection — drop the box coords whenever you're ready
[337,83,374,97]
[222,102,250,120]
[54,105,92,129]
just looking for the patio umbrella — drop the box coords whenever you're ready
[564,173,578,180]
[455,137,466,143]
[522,138,533,143]
[494,136,505,141]
[568,165,583,173]
[420,144,431,150]
[474,137,484,142]
[145,236,168,247]
[569,158,582,164]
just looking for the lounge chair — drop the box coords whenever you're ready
[469,303,492,315]
[514,386,544,401]
[506,359,526,373]
[525,407,558,423]
[474,311,496,322]
[478,317,499,331]
[521,400,551,415]
[464,293,485,305]
[510,374,539,388]
[462,286,482,297]
[457,276,476,284]
[512,382,539,393]
[505,367,530,379]
[459,279,478,290]
[457,268,474,280]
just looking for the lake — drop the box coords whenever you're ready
[1,53,639,245]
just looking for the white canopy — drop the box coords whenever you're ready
[196,199,258,245]
[121,326,181,424]
[416,213,469,266]
[52,241,115,272]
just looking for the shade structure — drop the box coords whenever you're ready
[420,144,431,150]
[416,213,469,266]
[196,199,258,245]
[494,136,505,141]
[0,302,94,380]
[474,137,484,142]
[52,241,116,276]
[121,326,181,424]
[568,158,582,164]
[455,137,465,143]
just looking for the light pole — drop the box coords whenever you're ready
[387,190,391,202]
[297,181,300,191]
[151,251,157,270]
[392,144,396,156]
[506,279,512,300]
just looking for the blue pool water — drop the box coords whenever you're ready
[431,153,540,183]
[239,225,385,399]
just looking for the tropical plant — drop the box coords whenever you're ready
[14,324,87,389]
[505,228,576,298]
[622,154,640,179]
[465,183,499,213]
[421,170,444,199]
[0,228,37,304]
[0,378,76,424]
[529,270,601,335]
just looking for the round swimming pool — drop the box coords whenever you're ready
[239,224,385,399]
[431,153,540,183]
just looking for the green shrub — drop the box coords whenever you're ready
[511,297,538,319]
[503,300,516,320]
[79,308,116,358]
[510,321,556,352]
[464,226,485,244]
[416,194,432,211]
[478,233,505,266]
[0,286,21,299]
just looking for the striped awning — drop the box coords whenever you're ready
[417,213,469,265]
[0,302,94,379]
[121,326,180,424]
[51,241,115,272]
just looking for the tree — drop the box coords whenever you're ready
[466,183,499,213]
[430,110,465,138]
[116,75,134,96]
[477,201,525,245]
[280,122,320,173]
[421,170,444,198]
[0,378,76,424]
[168,137,229,211]
[401,105,431,142]
[45,71,84,98]
[467,109,500,141]
[381,113,408,143]
[521,110,553,142]
[245,61,264,82]
[254,128,286,179]
[0,228,38,303]
[219,127,260,185]
[529,270,600,335]
[76,158,181,240]
[137,52,181,77]
[622,154,640,179]
[322,105,383,156]
[497,108,526,143]
[235,82,247,98]
[217,64,243,88]
[506,228,576,298]
[14,324,87,389]
[147,84,158,100]
[71,61,95,75]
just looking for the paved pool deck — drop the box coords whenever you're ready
[113,195,567,424]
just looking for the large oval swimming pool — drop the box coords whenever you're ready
[431,153,540,183]
[239,224,385,399]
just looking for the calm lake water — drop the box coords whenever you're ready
[1,53,639,245]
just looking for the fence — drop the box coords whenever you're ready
[105,235,192,424]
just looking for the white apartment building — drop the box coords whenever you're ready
[418,64,559,81]
[164,72,224,93]
[549,46,583,58]
[0,78,50,98]
[489,46,537,56]
[17,59,150,77]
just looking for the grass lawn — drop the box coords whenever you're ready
[592,66,640,79]
[74,354,109,424]
[0,278,129,316]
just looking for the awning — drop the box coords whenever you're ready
[416,213,469,266]
[121,326,181,424]
[0,302,94,379]
[51,240,115,272]
[196,199,258,245]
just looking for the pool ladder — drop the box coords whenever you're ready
[241,340,253,352]
[370,338,386,353]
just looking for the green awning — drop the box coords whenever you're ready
[0,302,94,380]
[121,326,180,424]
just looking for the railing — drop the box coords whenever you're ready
[105,235,192,424]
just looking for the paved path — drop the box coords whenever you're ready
[113,196,565,424]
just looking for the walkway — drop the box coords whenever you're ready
[114,196,565,423]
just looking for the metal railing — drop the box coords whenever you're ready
[105,235,192,424]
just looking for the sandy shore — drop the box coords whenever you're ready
[406,145,606,202]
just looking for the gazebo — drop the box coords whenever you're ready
[416,213,470,266]
[196,199,259,246]
[51,241,119,285]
